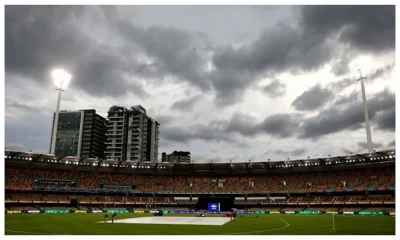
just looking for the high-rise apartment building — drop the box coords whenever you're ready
[49,109,107,158]
[105,105,160,162]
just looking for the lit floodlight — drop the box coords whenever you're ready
[49,68,72,155]
[52,69,72,91]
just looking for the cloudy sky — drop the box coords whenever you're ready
[4,5,396,163]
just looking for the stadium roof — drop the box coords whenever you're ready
[4,149,395,175]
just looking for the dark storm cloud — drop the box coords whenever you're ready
[155,86,393,144]
[162,111,301,142]
[333,91,359,106]
[299,5,395,53]
[357,141,383,150]
[211,20,333,74]
[374,107,395,131]
[300,89,395,139]
[341,148,354,155]
[5,99,42,112]
[258,114,302,138]
[208,5,394,105]
[222,112,259,136]
[171,95,202,111]
[210,21,333,105]
[330,62,395,91]
[6,6,395,107]
[116,22,212,90]
[211,112,301,139]
[152,115,177,126]
[161,123,235,144]
[160,112,261,144]
[159,127,193,143]
[368,62,395,81]
[272,148,306,157]
[5,6,149,98]
[292,85,333,111]
[330,52,352,76]
[262,79,286,98]
[5,6,211,99]
[387,140,395,147]
[209,69,255,106]
[329,77,354,91]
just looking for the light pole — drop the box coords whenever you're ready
[356,68,373,153]
[50,69,72,155]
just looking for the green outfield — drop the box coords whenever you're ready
[5,213,395,235]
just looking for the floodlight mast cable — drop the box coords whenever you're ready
[357,69,373,153]
[50,69,71,155]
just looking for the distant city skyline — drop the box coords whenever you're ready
[5,5,395,163]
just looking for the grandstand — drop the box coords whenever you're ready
[4,149,395,215]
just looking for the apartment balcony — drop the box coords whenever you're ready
[104,141,113,144]
[105,150,122,154]
[105,124,123,129]
[106,125,124,130]
[105,137,124,141]
[92,131,104,137]
[104,143,122,148]
[106,145,123,149]
[92,141,103,147]
[106,122,124,128]
[107,120,125,124]
[105,132,123,136]
[92,126,105,132]
[108,115,124,119]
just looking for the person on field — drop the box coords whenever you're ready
[232,211,237,221]
[112,212,117,223]
[104,213,109,223]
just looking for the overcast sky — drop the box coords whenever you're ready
[4,5,395,163]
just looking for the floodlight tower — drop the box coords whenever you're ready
[357,68,373,153]
[50,69,72,155]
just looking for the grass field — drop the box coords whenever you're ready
[5,213,395,235]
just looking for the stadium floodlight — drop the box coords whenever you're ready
[49,69,72,155]
[350,62,373,153]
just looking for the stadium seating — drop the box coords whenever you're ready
[5,166,395,192]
